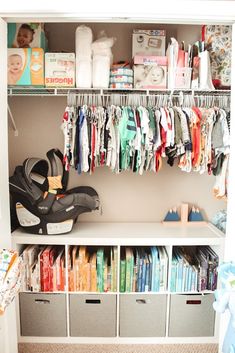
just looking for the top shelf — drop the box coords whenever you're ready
[7,87,231,97]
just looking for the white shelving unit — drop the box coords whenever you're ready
[12,222,225,344]
[1,3,235,352]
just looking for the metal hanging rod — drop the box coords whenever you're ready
[8,87,231,97]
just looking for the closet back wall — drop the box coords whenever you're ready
[45,23,201,61]
[8,96,226,222]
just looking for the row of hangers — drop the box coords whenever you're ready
[67,91,231,109]
[9,90,230,138]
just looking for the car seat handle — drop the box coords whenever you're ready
[46,148,69,193]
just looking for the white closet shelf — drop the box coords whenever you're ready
[7,87,231,97]
[11,221,225,246]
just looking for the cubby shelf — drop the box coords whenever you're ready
[12,221,224,344]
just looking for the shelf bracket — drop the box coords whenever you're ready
[7,104,18,137]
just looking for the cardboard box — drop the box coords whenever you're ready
[8,23,48,51]
[132,30,166,57]
[8,48,44,86]
[45,53,75,87]
[134,55,167,66]
[134,64,167,89]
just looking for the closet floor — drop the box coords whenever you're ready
[18,343,218,353]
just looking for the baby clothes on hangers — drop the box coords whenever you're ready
[106,106,117,170]
[61,98,230,200]
[61,106,75,171]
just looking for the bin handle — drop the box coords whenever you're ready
[186,300,201,305]
[35,299,50,304]
[85,299,101,304]
[136,299,147,304]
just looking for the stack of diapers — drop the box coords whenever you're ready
[45,53,75,87]
[92,31,116,88]
[8,48,44,86]
[75,25,93,88]
[109,65,133,89]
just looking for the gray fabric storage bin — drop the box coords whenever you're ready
[119,294,167,337]
[168,294,215,337]
[69,294,117,337]
[19,293,67,337]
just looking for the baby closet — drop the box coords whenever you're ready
[1,2,235,353]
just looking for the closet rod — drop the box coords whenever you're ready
[8,87,231,97]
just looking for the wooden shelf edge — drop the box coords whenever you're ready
[162,221,208,226]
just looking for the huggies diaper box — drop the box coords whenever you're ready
[45,53,75,87]
[8,23,48,51]
[8,48,44,86]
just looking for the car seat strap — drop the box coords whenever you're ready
[37,192,56,214]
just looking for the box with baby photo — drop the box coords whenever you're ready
[8,48,44,86]
[134,64,167,89]
[8,23,48,51]
[45,53,75,87]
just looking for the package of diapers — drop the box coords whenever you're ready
[75,25,93,88]
[8,23,48,51]
[45,53,75,87]
[8,48,44,86]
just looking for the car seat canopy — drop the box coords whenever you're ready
[23,158,49,191]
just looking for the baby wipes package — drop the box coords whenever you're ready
[45,53,75,87]
[8,23,48,51]
[8,48,44,86]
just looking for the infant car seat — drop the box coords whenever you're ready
[9,148,100,235]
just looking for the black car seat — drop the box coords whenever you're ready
[9,149,100,235]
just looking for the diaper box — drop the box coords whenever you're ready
[8,48,44,86]
[132,30,166,58]
[45,53,75,87]
[133,56,167,89]
[8,23,48,51]
[134,55,167,66]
